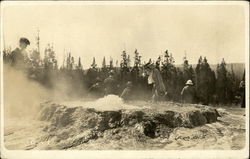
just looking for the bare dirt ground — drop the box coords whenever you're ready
[4,95,246,150]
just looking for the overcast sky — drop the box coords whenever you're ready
[2,2,247,68]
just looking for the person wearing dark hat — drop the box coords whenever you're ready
[9,37,30,69]
[19,37,30,46]
[120,81,133,101]
[181,80,196,104]
[144,62,166,102]
[103,70,118,95]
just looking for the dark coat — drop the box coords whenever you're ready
[10,48,26,69]
[120,87,132,100]
[181,85,196,104]
[239,81,245,108]
[104,76,117,95]
[88,82,103,97]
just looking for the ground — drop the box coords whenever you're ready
[4,95,246,150]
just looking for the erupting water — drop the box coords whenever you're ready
[60,95,142,111]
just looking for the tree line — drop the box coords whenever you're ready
[3,43,245,105]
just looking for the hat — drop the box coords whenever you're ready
[126,81,132,87]
[109,70,115,75]
[19,37,30,45]
[144,62,154,70]
[96,77,102,82]
[186,80,193,85]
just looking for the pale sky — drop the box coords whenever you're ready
[2,2,247,68]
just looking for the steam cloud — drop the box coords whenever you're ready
[4,65,52,119]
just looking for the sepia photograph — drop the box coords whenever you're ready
[0,1,249,159]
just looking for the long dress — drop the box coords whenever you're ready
[149,68,166,101]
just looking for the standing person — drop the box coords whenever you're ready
[120,81,133,101]
[239,70,245,108]
[9,37,30,69]
[88,77,104,98]
[181,80,196,104]
[239,80,245,108]
[103,70,118,95]
[144,63,166,102]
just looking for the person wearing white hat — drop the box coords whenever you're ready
[186,80,193,85]
[181,79,196,104]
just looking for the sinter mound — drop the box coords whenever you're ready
[36,95,221,150]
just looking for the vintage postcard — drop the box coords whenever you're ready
[0,1,249,159]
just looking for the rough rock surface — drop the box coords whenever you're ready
[36,100,221,149]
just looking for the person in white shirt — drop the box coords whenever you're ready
[144,62,166,102]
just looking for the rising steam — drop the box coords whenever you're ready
[3,65,52,119]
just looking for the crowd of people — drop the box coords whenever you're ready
[3,38,246,107]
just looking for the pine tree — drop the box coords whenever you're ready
[30,30,41,69]
[120,50,130,84]
[71,56,75,70]
[163,49,170,65]
[209,70,216,103]
[155,56,161,70]
[195,56,203,100]
[66,52,71,70]
[175,68,185,101]
[161,50,176,79]
[169,53,175,64]
[101,56,109,79]
[148,58,152,64]
[115,60,119,68]
[109,57,113,69]
[161,49,177,100]
[183,54,195,83]
[102,56,106,69]
[131,49,141,85]
[195,56,215,105]
[226,64,239,104]
[216,58,228,104]
[121,50,128,68]
[77,57,82,70]
[30,50,40,65]
[134,49,141,67]
[87,57,98,88]
[127,55,131,67]
[242,69,245,81]
[44,43,57,70]
[36,28,40,54]
[91,57,97,68]
[66,52,74,70]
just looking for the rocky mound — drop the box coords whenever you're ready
[36,100,221,150]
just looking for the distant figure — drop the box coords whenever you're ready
[212,94,219,105]
[10,37,30,69]
[120,81,133,101]
[144,63,166,101]
[86,67,98,88]
[104,70,118,95]
[181,80,196,104]
[88,77,103,97]
[239,80,245,108]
